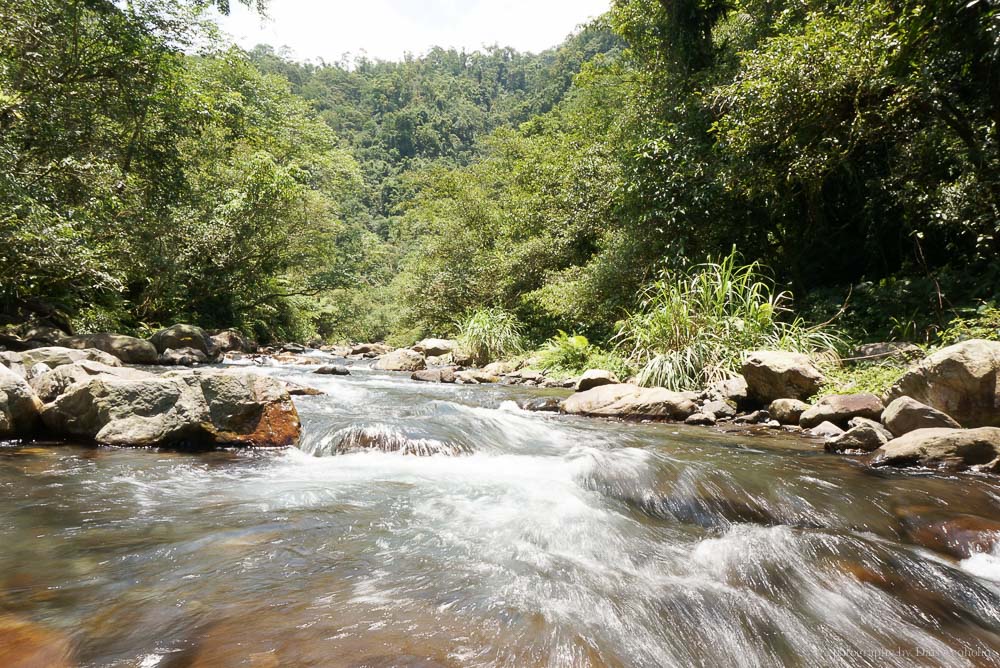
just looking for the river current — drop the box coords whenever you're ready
[2,356,1000,667]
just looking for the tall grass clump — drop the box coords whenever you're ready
[615,250,843,391]
[457,307,526,365]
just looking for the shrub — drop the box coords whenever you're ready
[535,330,633,379]
[817,361,908,398]
[937,304,1000,345]
[615,250,843,391]
[457,307,526,365]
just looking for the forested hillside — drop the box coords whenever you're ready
[2,0,998,365]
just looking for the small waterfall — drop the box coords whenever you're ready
[301,424,472,457]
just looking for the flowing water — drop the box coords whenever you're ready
[2,358,1000,667]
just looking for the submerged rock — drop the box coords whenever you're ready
[576,369,620,392]
[0,365,42,439]
[332,426,469,456]
[799,393,884,429]
[741,351,824,404]
[60,333,158,365]
[0,614,73,668]
[40,371,300,449]
[886,339,1000,427]
[561,383,697,421]
[881,396,960,437]
[314,365,351,376]
[373,349,426,372]
[895,505,1000,559]
[871,427,1000,472]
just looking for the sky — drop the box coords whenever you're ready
[216,0,612,64]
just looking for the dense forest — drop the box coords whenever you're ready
[2,0,999,383]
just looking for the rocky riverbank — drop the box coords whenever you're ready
[2,322,999,477]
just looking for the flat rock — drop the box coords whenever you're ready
[561,383,697,421]
[741,351,824,404]
[882,396,961,437]
[19,346,121,369]
[871,427,1000,472]
[30,360,154,403]
[887,339,1000,427]
[799,393,884,429]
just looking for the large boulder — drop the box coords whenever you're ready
[373,349,426,372]
[412,338,457,357]
[871,427,1000,472]
[705,375,749,407]
[18,346,121,369]
[0,351,26,378]
[561,383,697,421]
[149,324,220,361]
[886,340,1000,427]
[40,371,300,449]
[881,396,960,437]
[60,333,158,365]
[212,329,252,354]
[576,369,620,392]
[0,365,42,439]
[799,393,884,429]
[741,351,824,404]
[30,360,154,403]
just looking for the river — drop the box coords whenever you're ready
[2,357,1000,667]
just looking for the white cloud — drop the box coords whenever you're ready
[216,0,611,63]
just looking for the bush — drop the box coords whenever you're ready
[535,330,633,379]
[817,361,908,398]
[937,304,1000,345]
[615,250,843,391]
[457,308,526,365]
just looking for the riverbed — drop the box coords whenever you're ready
[2,359,1000,667]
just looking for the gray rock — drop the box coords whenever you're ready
[19,347,121,369]
[850,342,923,364]
[799,393,884,429]
[412,338,457,357]
[576,369,620,392]
[685,413,716,426]
[0,364,42,438]
[808,421,845,439]
[411,368,456,384]
[314,365,351,376]
[40,371,300,449]
[0,351,26,378]
[741,351,824,404]
[705,375,749,406]
[158,347,209,366]
[520,397,562,412]
[871,427,1000,472]
[886,339,1000,427]
[149,324,220,360]
[30,361,154,403]
[881,396,961,437]
[561,383,697,421]
[27,363,51,380]
[373,349,426,372]
[60,333,158,365]
[769,398,810,425]
[211,330,252,354]
[848,416,894,441]
[825,421,889,453]
[703,399,737,420]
